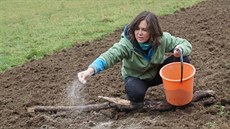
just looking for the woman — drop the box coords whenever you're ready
[78,11,192,105]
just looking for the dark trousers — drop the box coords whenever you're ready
[124,55,190,103]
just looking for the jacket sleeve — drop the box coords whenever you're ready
[99,41,130,69]
[161,32,192,56]
[89,57,107,74]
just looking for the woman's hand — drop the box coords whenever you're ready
[77,67,94,84]
[173,46,183,57]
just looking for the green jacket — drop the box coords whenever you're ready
[99,32,192,80]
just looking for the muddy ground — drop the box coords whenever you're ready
[0,0,230,128]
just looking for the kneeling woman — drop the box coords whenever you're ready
[78,11,192,105]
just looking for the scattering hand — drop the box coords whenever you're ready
[77,67,94,84]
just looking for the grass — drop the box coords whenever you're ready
[205,121,216,129]
[203,105,229,128]
[0,0,204,72]
[214,105,229,116]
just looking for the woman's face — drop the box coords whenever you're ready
[134,20,150,43]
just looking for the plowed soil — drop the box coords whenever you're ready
[0,0,230,128]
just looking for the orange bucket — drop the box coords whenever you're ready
[160,62,196,106]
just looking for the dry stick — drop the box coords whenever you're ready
[192,90,215,102]
[27,102,112,113]
[27,90,215,113]
[98,96,131,106]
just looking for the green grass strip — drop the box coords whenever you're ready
[0,0,204,72]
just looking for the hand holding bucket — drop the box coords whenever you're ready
[160,49,196,106]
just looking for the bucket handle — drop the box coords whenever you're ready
[175,48,183,83]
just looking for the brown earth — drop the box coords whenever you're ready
[0,0,230,128]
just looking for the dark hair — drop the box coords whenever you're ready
[128,11,163,46]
